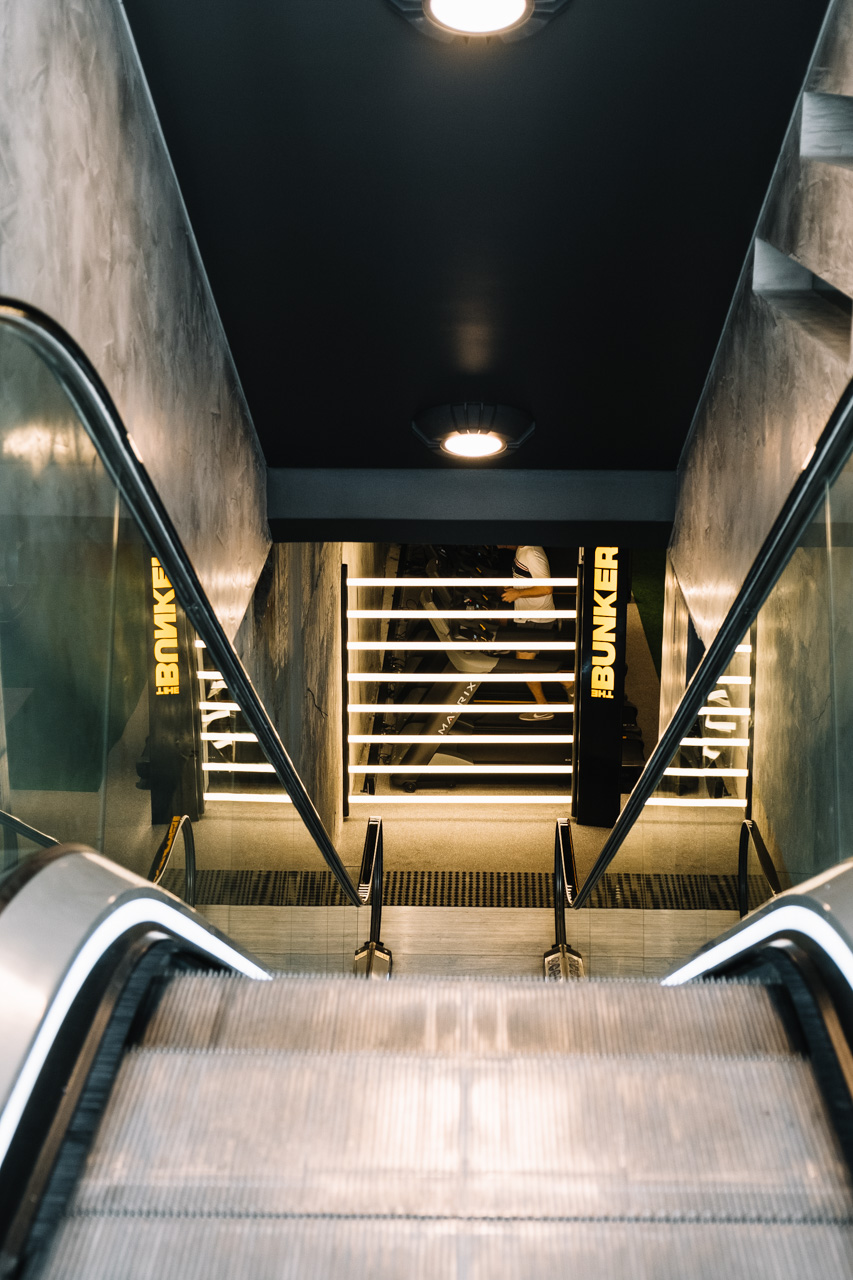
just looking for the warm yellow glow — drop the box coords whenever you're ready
[427,0,530,34]
[441,430,505,458]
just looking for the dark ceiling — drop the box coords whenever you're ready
[123,0,826,471]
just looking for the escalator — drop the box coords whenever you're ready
[3,845,853,1277]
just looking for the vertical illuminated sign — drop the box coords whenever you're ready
[151,558,180,695]
[572,546,630,827]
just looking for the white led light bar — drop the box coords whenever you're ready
[202,762,275,773]
[735,644,752,653]
[645,798,747,807]
[201,732,258,743]
[699,706,750,715]
[715,675,751,685]
[349,734,574,744]
[679,738,750,748]
[348,640,576,651]
[194,640,207,649]
[348,794,573,804]
[203,792,292,803]
[347,672,574,682]
[349,703,574,713]
[663,767,749,777]
[199,701,241,712]
[197,670,224,680]
[349,764,573,774]
[347,577,578,587]
[347,609,577,620]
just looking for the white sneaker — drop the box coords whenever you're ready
[519,711,554,721]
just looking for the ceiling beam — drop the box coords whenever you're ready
[268,469,676,546]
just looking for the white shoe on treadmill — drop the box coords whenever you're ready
[519,710,555,721]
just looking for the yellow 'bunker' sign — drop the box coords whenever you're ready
[590,546,618,699]
[151,557,179,695]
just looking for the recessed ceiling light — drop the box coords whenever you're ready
[412,402,535,462]
[442,430,506,457]
[386,0,571,44]
[425,0,532,36]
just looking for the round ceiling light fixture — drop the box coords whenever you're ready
[412,403,535,462]
[386,0,570,43]
[425,0,532,36]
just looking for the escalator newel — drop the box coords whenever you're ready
[544,819,585,979]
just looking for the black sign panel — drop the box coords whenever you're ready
[571,546,630,827]
[145,556,203,824]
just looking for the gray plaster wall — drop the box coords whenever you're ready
[234,541,388,840]
[668,0,853,656]
[0,0,269,641]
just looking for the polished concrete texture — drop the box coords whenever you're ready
[667,0,853,661]
[0,0,269,641]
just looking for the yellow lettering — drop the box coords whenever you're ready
[155,638,179,662]
[156,662,179,686]
[593,591,617,611]
[591,665,615,691]
[594,547,618,569]
[153,588,175,608]
[154,619,178,642]
[591,643,615,665]
[594,568,616,590]
[592,621,616,647]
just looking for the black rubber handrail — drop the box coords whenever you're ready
[0,299,361,907]
[553,819,578,947]
[147,814,197,909]
[573,371,853,909]
[0,809,59,850]
[357,816,384,944]
[737,817,782,918]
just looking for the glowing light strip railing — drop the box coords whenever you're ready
[204,792,293,803]
[347,609,577,620]
[349,702,574,713]
[349,734,574,744]
[349,764,573,775]
[664,767,748,777]
[201,732,258,743]
[347,577,578,587]
[348,640,575,651]
[347,672,574,683]
[347,794,573,805]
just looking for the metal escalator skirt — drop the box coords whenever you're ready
[0,849,268,1171]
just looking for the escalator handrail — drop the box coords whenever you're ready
[737,817,782,917]
[553,819,577,947]
[573,372,853,909]
[147,815,197,909]
[0,810,59,850]
[357,816,384,944]
[0,299,361,908]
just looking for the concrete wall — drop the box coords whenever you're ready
[667,0,853,652]
[234,542,388,839]
[0,0,269,641]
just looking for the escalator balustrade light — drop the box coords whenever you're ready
[347,576,578,586]
[426,0,531,34]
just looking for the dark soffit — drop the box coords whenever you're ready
[122,0,828,471]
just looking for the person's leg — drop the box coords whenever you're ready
[516,651,554,720]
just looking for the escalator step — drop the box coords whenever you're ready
[141,973,799,1060]
[34,1217,853,1280]
[62,1049,851,1222]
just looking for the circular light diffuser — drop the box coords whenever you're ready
[426,0,531,35]
[441,431,506,458]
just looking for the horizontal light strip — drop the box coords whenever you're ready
[201,732,258,743]
[349,641,576,652]
[349,764,573,775]
[199,701,241,712]
[700,706,749,715]
[714,676,751,685]
[663,767,748,777]
[645,798,747,807]
[194,640,207,648]
[204,792,292,803]
[349,734,574,744]
[735,644,752,653]
[680,738,750,747]
[348,794,573,805]
[348,672,574,683]
[347,577,578,588]
[202,762,275,773]
[197,670,223,680]
[347,609,577,620]
[664,903,853,987]
[350,703,574,713]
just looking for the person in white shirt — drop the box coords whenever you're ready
[498,545,572,721]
